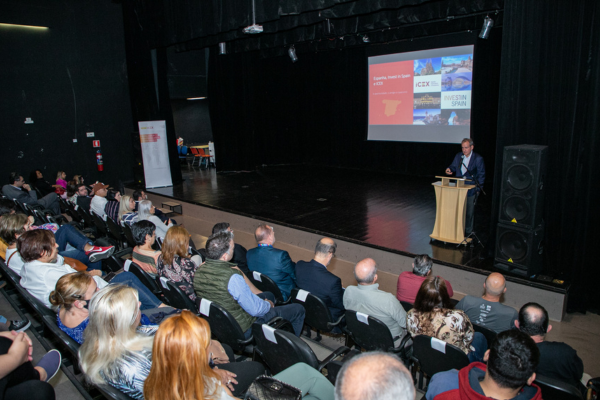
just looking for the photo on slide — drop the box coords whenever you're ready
[413,109,442,125]
[413,92,441,109]
[413,58,441,76]
[441,72,472,91]
[441,55,473,74]
[441,109,471,126]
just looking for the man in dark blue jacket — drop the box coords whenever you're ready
[445,138,486,235]
[295,238,345,327]
[247,224,296,301]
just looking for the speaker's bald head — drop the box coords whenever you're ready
[354,258,377,284]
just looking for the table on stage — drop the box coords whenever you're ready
[430,176,475,244]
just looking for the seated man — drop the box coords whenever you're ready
[18,229,165,309]
[344,258,407,344]
[210,222,250,275]
[2,172,60,215]
[131,220,161,274]
[73,184,92,211]
[104,190,121,222]
[295,238,345,323]
[455,272,517,333]
[0,213,114,275]
[396,254,453,304]
[426,330,542,400]
[247,224,296,301]
[90,182,109,217]
[194,231,305,337]
[516,302,586,393]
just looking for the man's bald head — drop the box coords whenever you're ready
[484,272,506,297]
[335,352,415,400]
[354,258,377,285]
[254,224,273,244]
[518,302,549,337]
[315,237,337,257]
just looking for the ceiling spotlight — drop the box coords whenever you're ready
[242,0,263,34]
[288,45,298,63]
[362,35,370,43]
[479,16,494,39]
[219,42,226,55]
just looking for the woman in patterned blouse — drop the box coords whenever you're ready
[156,226,203,302]
[407,276,487,362]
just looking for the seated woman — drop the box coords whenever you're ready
[406,276,486,362]
[137,200,173,239]
[118,195,137,226]
[79,286,265,399]
[156,226,202,301]
[131,220,161,274]
[144,311,334,400]
[56,171,68,189]
[29,170,60,197]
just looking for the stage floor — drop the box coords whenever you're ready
[148,164,494,272]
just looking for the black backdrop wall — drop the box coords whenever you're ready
[0,0,134,186]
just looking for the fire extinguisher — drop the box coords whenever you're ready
[96,150,104,172]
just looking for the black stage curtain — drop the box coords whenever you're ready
[495,0,600,312]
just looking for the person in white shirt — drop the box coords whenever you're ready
[136,200,173,239]
[90,182,109,218]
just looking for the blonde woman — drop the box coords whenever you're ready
[118,195,137,225]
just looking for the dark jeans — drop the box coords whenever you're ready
[109,272,162,309]
[244,292,306,338]
[467,332,488,363]
[0,337,55,400]
[218,343,267,397]
[54,224,101,271]
[37,193,60,216]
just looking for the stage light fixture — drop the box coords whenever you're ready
[0,23,48,30]
[288,45,298,63]
[219,42,227,55]
[479,16,494,39]
[362,35,370,43]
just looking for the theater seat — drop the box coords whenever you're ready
[534,374,584,400]
[290,288,344,341]
[196,298,254,353]
[158,276,198,312]
[411,334,470,390]
[248,271,288,305]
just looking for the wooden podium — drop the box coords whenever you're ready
[430,176,475,244]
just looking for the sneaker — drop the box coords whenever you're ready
[36,349,62,382]
[85,245,115,263]
[8,319,31,332]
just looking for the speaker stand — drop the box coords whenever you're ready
[458,231,484,248]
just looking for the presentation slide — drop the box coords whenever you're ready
[367,45,474,143]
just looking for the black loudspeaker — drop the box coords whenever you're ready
[494,222,544,276]
[498,145,548,229]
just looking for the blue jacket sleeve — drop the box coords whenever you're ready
[280,251,297,285]
[426,370,460,400]
[448,153,462,173]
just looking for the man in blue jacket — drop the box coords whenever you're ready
[296,238,345,326]
[247,224,296,301]
[445,138,486,235]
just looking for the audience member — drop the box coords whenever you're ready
[426,330,541,400]
[73,184,92,210]
[137,200,173,239]
[210,222,250,275]
[118,195,137,225]
[104,190,122,222]
[296,238,345,327]
[18,229,164,309]
[55,171,67,189]
[247,224,296,301]
[131,220,161,274]
[455,272,517,334]
[90,182,109,217]
[1,213,114,275]
[194,231,305,337]
[516,302,586,393]
[344,258,407,345]
[0,331,61,400]
[2,172,60,215]
[157,226,202,302]
[144,311,269,399]
[28,170,60,197]
[335,351,415,400]
[407,276,486,362]
[132,190,168,223]
[397,254,453,304]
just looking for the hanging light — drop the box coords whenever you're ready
[288,45,298,63]
[362,35,370,43]
[479,16,494,39]
[219,42,227,55]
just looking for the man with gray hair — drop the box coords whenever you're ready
[344,258,407,345]
[296,238,345,325]
[335,351,415,400]
[396,254,454,304]
[455,272,517,333]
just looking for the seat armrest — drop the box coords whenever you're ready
[327,314,345,329]
[317,346,351,371]
[389,332,412,353]
[236,335,254,347]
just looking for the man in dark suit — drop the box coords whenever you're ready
[247,224,296,301]
[295,238,345,328]
[445,138,486,235]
